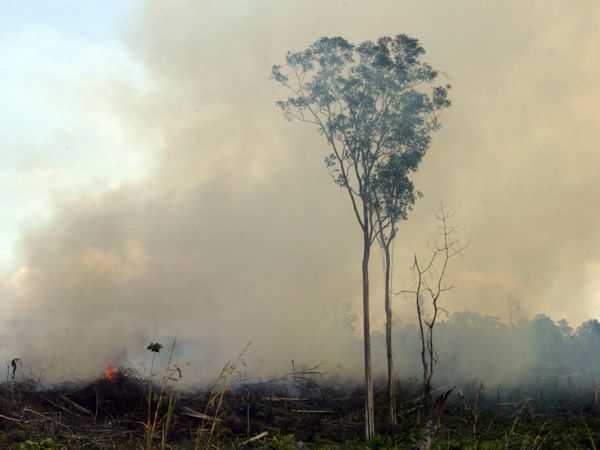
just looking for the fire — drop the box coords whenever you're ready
[103,363,117,383]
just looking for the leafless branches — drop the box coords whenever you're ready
[400,203,468,409]
[238,363,328,398]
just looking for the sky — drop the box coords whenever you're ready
[1,0,600,383]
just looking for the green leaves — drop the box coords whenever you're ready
[273,34,448,167]
[273,33,450,235]
[433,85,451,109]
[147,342,163,353]
[19,438,65,449]
[271,65,288,84]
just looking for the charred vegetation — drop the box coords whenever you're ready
[1,363,600,449]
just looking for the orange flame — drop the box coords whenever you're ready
[103,363,117,383]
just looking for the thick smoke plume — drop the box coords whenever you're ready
[2,0,600,384]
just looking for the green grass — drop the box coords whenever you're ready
[2,412,600,449]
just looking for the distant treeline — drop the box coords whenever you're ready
[370,312,600,387]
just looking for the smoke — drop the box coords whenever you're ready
[2,0,600,383]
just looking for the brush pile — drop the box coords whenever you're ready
[0,366,391,449]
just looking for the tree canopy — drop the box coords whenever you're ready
[272,35,450,238]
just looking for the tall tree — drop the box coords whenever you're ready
[272,35,450,439]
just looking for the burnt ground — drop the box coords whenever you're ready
[1,368,600,449]
[0,367,380,449]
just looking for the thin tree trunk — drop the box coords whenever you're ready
[383,242,396,425]
[423,379,432,414]
[497,385,501,418]
[362,234,375,440]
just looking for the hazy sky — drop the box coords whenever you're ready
[2,0,600,381]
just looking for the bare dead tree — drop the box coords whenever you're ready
[401,203,467,411]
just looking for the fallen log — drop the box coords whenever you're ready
[241,431,268,445]
[292,409,331,413]
[180,406,221,422]
[0,414,21,424]
[415,388,455,450]
[500,397,535,408]
[61,395,93,416]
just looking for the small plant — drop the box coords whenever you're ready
[269,434,296,450]
[142,338,182,450]
[19,438,66,449]
[148,342,163,354]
